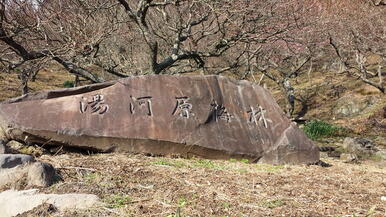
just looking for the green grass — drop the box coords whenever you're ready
[229,158,249,163]
[223,202,231,209]
[152,158,225,170]
[262,199,286,209]
[303,120,340,140]
[165,198,187,217]
[151,159,187,168]
[63,80,75,88]
[177,197,188,207]
[152,158,285,173]
[83,172,101,184]
[254,164,284,172]
[191,159,226,170]
[369,153,385,161]
[104,194,132,209]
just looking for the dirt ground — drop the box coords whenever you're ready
[17,152,382,217]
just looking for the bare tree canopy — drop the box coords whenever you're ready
[0,0,318,79]
[0,0,385,117]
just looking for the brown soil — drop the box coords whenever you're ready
[32,152,386,217]
[16,203,58,217]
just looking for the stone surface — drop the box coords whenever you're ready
[343,137,378,158]
[5,140,47,156]
[0,189,100,217]
[340,153,359,163]
[0,75,319,164]
[374,136,386,148]
[333,95,377,118]
[0,154,35,169]
[0,161,57,188]
[0,164,29,188]
[373,150,386,161]
[373,0,386,6]
[0,140,6,154]
[6,140,25,152]
[27,162,57,187]
[19,145,47,157]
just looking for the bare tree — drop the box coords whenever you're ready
[112,0,263,74]
[0,0,122,90]
[235,0,322,117]
[322,0,386,93]
[1,0,308,90]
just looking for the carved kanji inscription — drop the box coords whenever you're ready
[172,97,194,118]
[129,96,153,116]
[79,94,109,115]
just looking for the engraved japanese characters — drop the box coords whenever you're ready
[0,75,319,164]
[79,94,273,129]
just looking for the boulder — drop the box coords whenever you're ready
[340,153,359,163]
[0,154,35,169]
[0,189,100,217]
[0,75,319,164]
[27,162,57,187]
[343,137,379,158]
[333,95,377,118]
[0,161,57,188]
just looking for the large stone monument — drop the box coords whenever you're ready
[0,75,319,164]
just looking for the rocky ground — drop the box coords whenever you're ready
[6,151,385,217]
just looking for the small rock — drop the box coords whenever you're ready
[381,196,386,201]
[374,0,386,6]
[327,151,341,158]
[373,151,386,161]
[333,95,377,118]
[19,145,47,157]
[374,136,386,148]
[0,161,57,189]
[340,153,359,163]
[6,140,47,157]
[343,137,378,158]
[319,152,329,158]
[0,164,29,189]
[6,140,25,151]
[0,140,6,154]
[0,154,35,169]
[27,162,57,187]
[0,189,100,217]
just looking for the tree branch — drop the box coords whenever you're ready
[52,57,104,83]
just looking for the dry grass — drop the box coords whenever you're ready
[0,65,74,101]
[33,153,386,217]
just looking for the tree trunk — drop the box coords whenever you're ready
[19,72,29,95]
[283,78,295,117]
[52,57,104,83]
